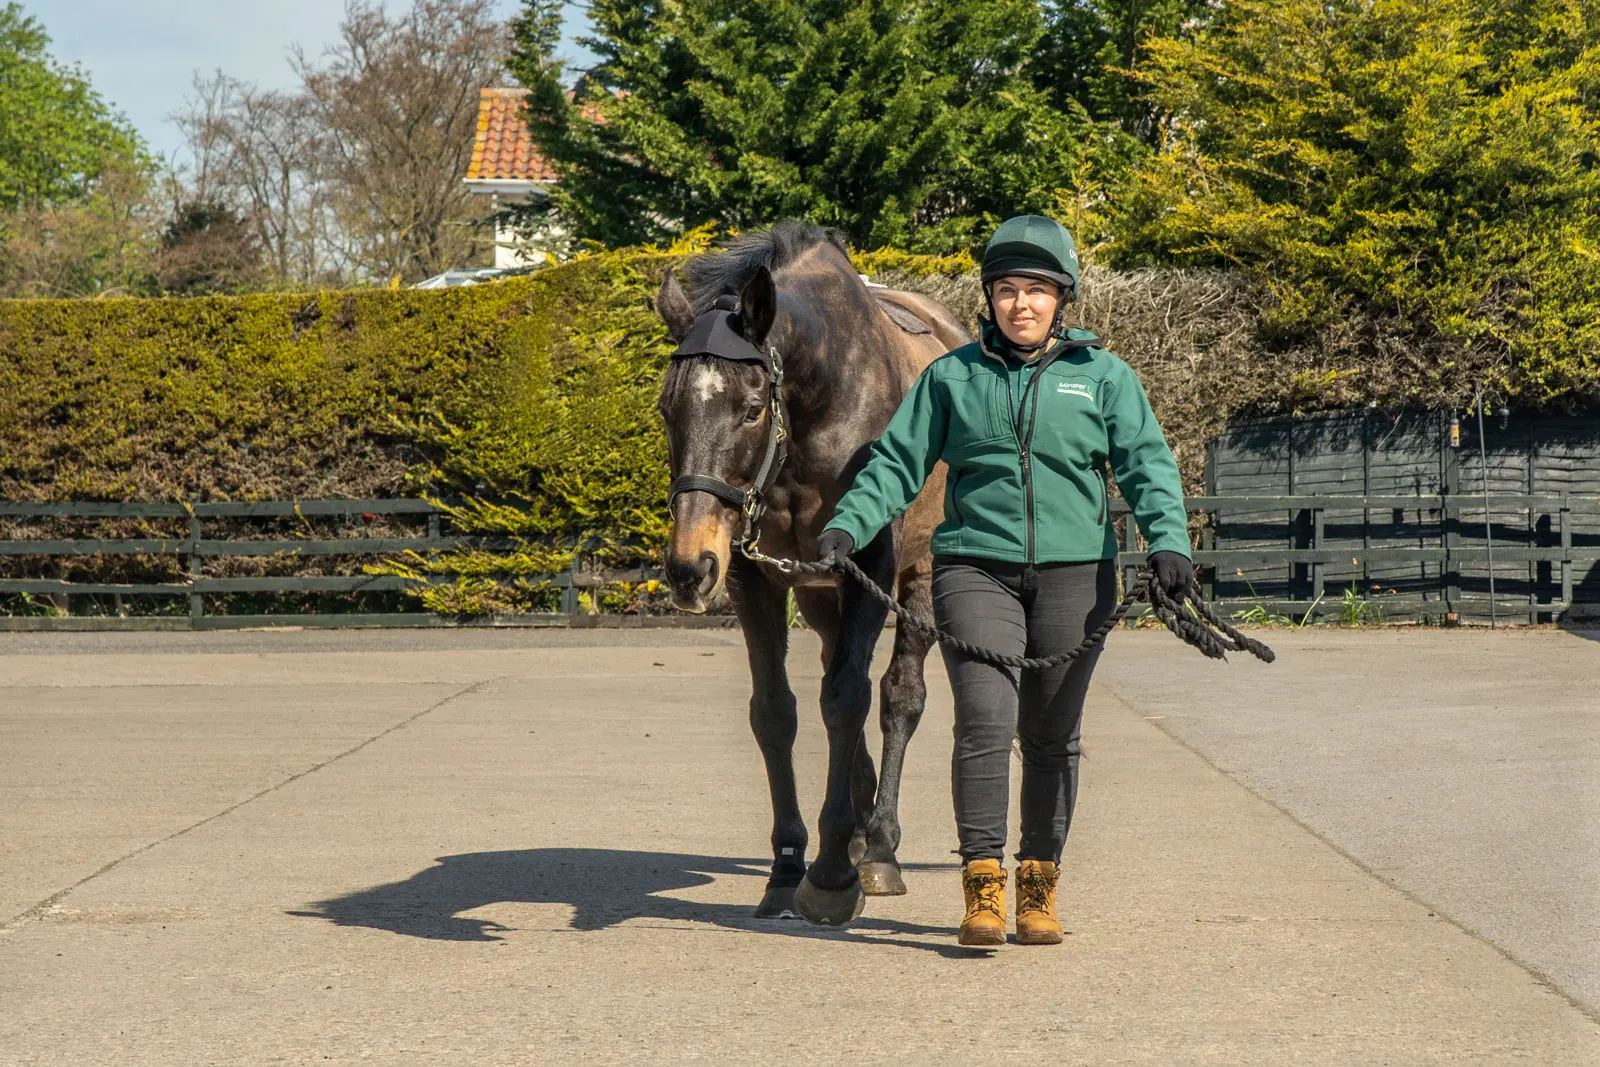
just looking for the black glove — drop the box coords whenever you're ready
[816,529,855,564]
[1149,551,1193,597]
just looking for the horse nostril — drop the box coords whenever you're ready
[696,551,719,593]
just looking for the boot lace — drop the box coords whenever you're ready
[1015,866,1058,915]
[963,870,1006,920]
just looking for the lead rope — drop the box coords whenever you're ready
[753,554,1275,670]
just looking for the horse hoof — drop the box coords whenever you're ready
[794,872,866,927]
[755,884,801,919]
[857,860,906,896]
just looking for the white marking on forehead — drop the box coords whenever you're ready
[692,365,726,403]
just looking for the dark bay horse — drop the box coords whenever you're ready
[655,222,968,925]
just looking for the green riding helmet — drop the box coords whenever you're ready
[980,214,1080,300]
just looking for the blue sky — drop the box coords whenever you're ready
[32,1,597,164]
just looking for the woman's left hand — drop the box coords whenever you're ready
[1148,551,1193,598]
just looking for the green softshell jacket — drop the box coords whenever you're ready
[824,323,1191,564]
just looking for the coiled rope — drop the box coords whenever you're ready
[768,556,1275,671]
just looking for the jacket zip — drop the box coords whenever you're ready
[979,342,1029,560]
[1018,365,1044,565]
[980,334,1090,565]
[1016,345,1074,565]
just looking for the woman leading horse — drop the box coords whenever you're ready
[817,215,1194,946]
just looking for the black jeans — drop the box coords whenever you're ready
[932,555,1118,864]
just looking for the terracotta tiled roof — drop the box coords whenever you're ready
[467,88,555,182]
[467,87,615,183]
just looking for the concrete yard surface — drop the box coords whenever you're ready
[1,627,1597,1065]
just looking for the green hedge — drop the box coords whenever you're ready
[0,241,1508,614]
[0,248,698,612]
[1,248,676,544]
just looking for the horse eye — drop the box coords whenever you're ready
[743,405,764,425]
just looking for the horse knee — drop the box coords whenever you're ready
[880,670,926,725]
[749,691,798,750]
[820,671,872,725]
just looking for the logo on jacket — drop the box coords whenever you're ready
[1056,382,1094,400]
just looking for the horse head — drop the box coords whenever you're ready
[655,264,781,612]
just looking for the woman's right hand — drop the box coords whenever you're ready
[817,529,855,563]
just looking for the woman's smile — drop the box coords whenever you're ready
[990,274,1062,350]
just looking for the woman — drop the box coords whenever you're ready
[815,215,1193,947]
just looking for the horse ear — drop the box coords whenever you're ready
[739,265,776,345]
[655,268,695,343]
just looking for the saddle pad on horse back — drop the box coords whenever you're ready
[875,298,934,335]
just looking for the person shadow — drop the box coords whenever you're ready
[288,848,987,957]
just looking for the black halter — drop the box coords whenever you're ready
[666,297,788,554]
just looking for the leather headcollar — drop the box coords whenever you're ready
[664,298,789,560]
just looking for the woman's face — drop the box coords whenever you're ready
[990,275,1062,350]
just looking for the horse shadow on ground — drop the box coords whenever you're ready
[289,848,984,957]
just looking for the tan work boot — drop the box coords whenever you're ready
[958,859,1007,946]
[1014,859,1063,945]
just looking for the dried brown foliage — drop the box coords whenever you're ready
[875,266,1486,488]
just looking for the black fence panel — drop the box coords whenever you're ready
[1206,410,1600,621]
[4,488,1600,629]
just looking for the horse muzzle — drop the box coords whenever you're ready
[665,549,721,613]
[664,506,736,612]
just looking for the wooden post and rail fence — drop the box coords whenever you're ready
[1,494,1597,630]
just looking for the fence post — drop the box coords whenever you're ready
[1443,499,1460,619]
[1361,411,1372,589]
[1442,432,1460,618]
[1560,495,1572,613]
[561,562,581,615]
[1527,438,1537,621]
[1121,506,1138,627]
[1202,444,1217,603]
[1311,507,1325,603]
[1291,507,1312,600]
[187,510,203,626]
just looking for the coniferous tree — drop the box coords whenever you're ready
[508,0,565,76]
[1034,0,1212,142]
[1113,0,1600,402]
[507,0,1135,253]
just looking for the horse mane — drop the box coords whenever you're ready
[680,221,852,314]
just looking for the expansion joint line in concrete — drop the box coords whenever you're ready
[0,677,496,937]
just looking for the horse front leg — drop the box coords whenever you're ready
[857,560,936,897]
[795,534,893,927]
[727,554,808,918]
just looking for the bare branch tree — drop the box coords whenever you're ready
[170,71,232,207]
[169,1,504,288]
[172,71,337,286]
[295,0,505,283]
[221,83,328,282]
